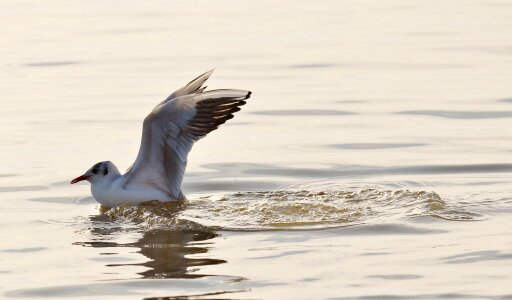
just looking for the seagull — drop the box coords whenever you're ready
[71,70,251,207]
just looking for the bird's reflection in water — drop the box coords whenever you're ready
[75,201,226,279]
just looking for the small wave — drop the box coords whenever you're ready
[24,61,82,67]
[103,189,478,231]
[398,110,512,119]
[251,109,354,116]
[329,143,428,150]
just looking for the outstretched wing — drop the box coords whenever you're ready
[155,69,214,108]
[122,71,251,199]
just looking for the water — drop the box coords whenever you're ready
[1,0,512,299]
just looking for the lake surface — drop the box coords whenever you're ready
[1,0,512,299]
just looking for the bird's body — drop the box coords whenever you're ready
[71,70,251,207]
[91,175,174,207]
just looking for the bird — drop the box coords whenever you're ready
[70,70,251,208]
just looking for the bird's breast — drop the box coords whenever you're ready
[91,182,176,207]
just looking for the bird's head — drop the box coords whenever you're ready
[70,161,120,185]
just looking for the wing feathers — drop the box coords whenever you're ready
[157,69,215,108]
[182,90,250,140]
[122,70,251,200]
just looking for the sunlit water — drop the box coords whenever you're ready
[1,0,512,299]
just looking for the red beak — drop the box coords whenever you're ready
[70,175,89,184]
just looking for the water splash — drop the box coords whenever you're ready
[104,189,479,231]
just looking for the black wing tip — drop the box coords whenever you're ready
[245,91,252,99]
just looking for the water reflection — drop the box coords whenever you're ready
[75,213,224,279]
[143,290,246,300]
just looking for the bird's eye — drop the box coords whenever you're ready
[103,169,108,175]
[92,169,98,174]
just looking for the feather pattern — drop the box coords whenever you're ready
[156,69,214,108]
[121,71,251,199]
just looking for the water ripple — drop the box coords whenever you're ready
[224,163,512,178]
[442,250,512,264]
[0,185,49,193]
[104,189,477,231]
[252,109,354,116]
[398,110,512,119]
[330,143,427,150]
[24,61,82,67]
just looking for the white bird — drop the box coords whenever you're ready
[71,70,251,207]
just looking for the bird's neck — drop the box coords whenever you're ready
[91,174,120,190]
[90,173,122,205]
